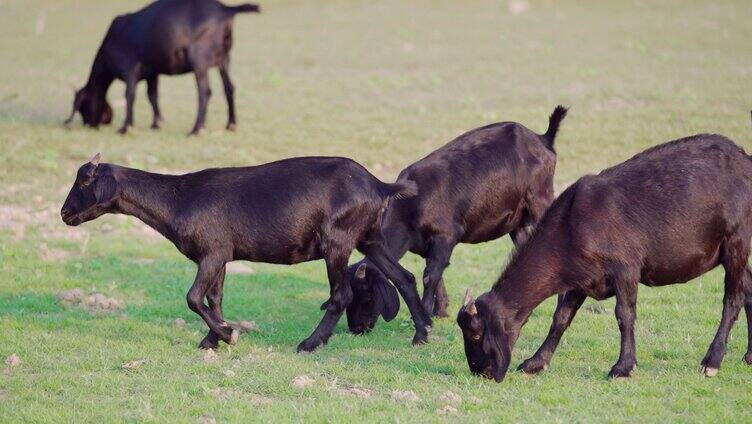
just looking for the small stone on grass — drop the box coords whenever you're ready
[5,354,20,367]
[203,349,218,362]
[122,359,146,369]
[391,390,420,403]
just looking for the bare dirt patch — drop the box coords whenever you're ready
[122,359,146,369]
[292,375,315,389]
[338,386,373,399]
[38,242,71,262]
[437,405,458,415]
[58,288,124,312]
[391,390,420,403]
[439,390,462,405]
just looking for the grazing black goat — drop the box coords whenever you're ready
[458,134,752,382]
[344,106,568,334]
[61,154,432,352]
[64,0,260,135]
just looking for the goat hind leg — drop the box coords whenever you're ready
[199,267,227,350]
[147,76,162,129]
[219,61,236,131]
[701,238,748,376]
[421,238,453,318]
[744,268,752,365]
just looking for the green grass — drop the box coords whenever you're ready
[1,0,751,422]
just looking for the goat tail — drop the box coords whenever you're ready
[224,3,261,14]
[542,105,569,151]
[381,179,418,200]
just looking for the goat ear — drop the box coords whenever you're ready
[355,262,367,280]
[483,315,511,383]
[373,275,400,322]
[93,174,117,203]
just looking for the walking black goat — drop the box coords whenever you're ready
[61,154,432,352]
[64,0,260,135]
[344,106,567,334]
[458,134,752,382]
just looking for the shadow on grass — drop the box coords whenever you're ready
[55,255,433,352]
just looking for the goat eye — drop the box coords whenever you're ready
[472,334,481,342]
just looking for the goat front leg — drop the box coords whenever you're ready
[187,258,238,348]
[198,266,227,350]
[362,242,432,345]
[297,250,352,353]
[609,277,638,378]
[117,76,137,134]
[433,278,449,318]
[146,76,162,129]
[701,242,747,376]
[519,290,586,374]
[189,69,211,135]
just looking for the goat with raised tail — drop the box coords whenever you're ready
[344,106,567,334]
[63,0,260,135]
[458,134,752,382]
[61,154,431,352]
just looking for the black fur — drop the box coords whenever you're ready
[61,156,432,352]
[64,0,260,134]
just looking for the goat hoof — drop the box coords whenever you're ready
[320,299,331,310]
[151,122,160,130]
[198,334,220,350]
[744,353,752,365]
[188,128,203,136]
[412,332,429,346]
[608,364,634,379]
[518,358,549,375]
[117,127,128,134]
[296,337,322,353]
[226,123,237,131]
[701,366,719,377]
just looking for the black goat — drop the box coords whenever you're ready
[61,154,432,352]
[458,134,752,382]
[344,106,568,334]
[64,0,260,135]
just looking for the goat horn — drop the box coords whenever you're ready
[90,152,101,166]
[463,288,473,306]
[464,288,478,316]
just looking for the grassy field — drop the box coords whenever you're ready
[1,0,751,422]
